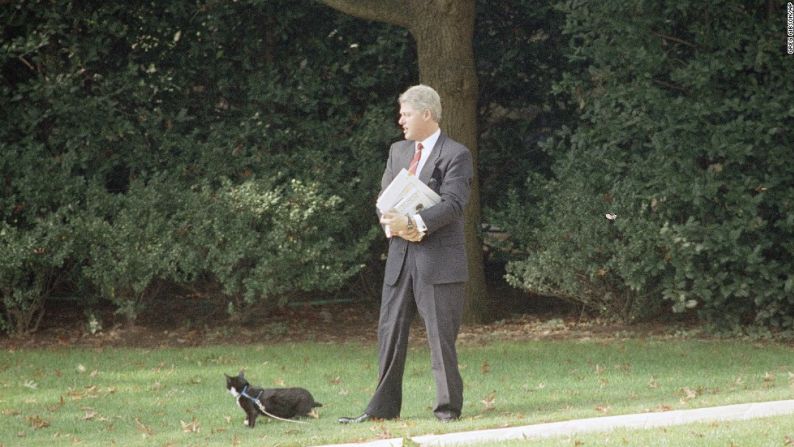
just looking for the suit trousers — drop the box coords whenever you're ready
[365,243,465,419]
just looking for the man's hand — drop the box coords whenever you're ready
[398,226,423,242]
[381,210,423,241]
[380,210,410,233]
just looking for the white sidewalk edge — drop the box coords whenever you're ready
[313,400,794,447]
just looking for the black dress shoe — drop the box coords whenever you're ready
[338,413,373,424]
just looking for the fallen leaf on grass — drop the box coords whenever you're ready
[26,415,50,429]
[66,385,117,402]
[398,420,417,429]
[83,410,97,421]
[46,396,65,412]
[181,417,201,433]
[369,422,392,439]
[679,386,698,403]
[135,417,154,437]
[481,391,496,410]
[66,386,99,400]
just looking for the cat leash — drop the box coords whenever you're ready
[240,386,308,424]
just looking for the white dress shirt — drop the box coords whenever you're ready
[411,129,441,235]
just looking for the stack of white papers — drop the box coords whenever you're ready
[376,168,441,215]
[376,169,441,237]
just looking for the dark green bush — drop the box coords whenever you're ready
[77,179,190,324]
[1,0,414,334]
[0,215,75,335]
[502,1,794,329]
[180,176,375,313]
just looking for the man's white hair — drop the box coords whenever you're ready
[399,84,442,123]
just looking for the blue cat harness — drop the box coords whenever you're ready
[238,385,307,424]
[240,385,265,410]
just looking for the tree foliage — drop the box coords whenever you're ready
[1,0,415,334]
[476,0,568,211]
[502,1,794,331]
[4,0,789,336]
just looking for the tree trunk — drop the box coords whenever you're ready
[319,0,490,323]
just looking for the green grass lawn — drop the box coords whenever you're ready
[473,414,794,447]
[1,337,793,446]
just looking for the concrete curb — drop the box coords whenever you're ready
[312,400,794,447]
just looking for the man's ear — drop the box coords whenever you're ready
[422,109,433,122]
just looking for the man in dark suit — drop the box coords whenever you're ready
[339,84,473,424]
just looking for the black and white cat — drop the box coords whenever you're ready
[225,371,322,428]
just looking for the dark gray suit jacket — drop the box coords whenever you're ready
[379,132,473,286]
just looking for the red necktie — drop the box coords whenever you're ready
[408,143,423,175]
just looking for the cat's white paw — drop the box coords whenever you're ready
[244,419,249,426]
